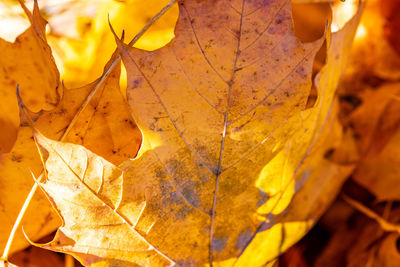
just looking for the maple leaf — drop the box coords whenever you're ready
[31,49,142,165]
[0,0,59,153]
[30,0,365,266]
[0,1,141,256]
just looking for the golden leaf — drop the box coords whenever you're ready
[32,0,365,265]
[0,0,59,153]
[0,2,141,255]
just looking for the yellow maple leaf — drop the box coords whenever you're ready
[29,0,364,266]
[0,0,59,153]
[0,1,141,257]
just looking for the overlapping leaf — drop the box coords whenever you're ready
[0,2,141,255]
[46,0,179,89]
[34,0,364,266]
[336,0,400,201]
[0,0,59,153]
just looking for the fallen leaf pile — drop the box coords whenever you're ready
[280,0,400,266]
[1,0,399,266]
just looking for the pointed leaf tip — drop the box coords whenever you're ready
[108,20,126,52]
[18,0,33,22]
[108,19,119,41]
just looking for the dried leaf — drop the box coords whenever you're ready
[345,206,400,267]
[343,195,400,234]
[34,0,364,265]
[350,84,400,200]
[336,0,400,202]
[32,50,142,165]
[0,3,141,254]
[0,1,59,153]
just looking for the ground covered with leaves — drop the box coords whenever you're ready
[0,0,399,266]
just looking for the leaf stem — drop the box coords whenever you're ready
[1,0,178,260]
[342,194,400,234]
[1,173,40,261]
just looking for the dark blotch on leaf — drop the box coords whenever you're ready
[212,236,228,252]
[324,148,335,159]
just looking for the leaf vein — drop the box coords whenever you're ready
[182,5,230,85]
[241,0,289,53]
[39,136,176,265]
[170,46,224,115]
[209,0,246,265]
[123,48,217,175]
[229,48,315,125]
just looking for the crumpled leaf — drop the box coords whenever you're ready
[336,0,400,201]
[314,201,400,267]
[33,0,363,265]
[0,3,142,255]
[303,0,400,264]
[347,83,400,200]
[0,0,59,153]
